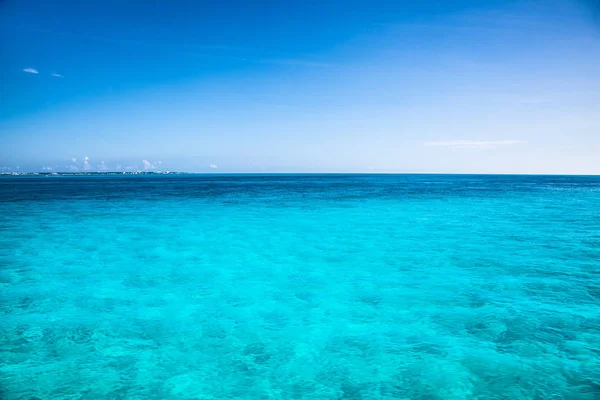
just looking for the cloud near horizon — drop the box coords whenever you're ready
[424,140,527,149]
[142,160,156,170]
[82,156,91,171]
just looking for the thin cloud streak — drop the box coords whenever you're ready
[23,68,39,74]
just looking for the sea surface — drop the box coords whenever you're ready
[1,174,599,399]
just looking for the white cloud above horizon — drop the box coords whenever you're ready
[82,156,91,171]
[142,160,156,170]
[23,68,39,74]
[51,73,63,78]
[209,164,218,169]
[424,140,527,149]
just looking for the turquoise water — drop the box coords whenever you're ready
[1,174,599,399]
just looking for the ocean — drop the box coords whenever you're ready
[1,174,599,399]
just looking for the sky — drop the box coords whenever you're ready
[1,0,599,174]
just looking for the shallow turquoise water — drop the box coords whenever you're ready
[1,174,599,399]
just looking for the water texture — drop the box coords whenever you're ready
[1,174,599,399]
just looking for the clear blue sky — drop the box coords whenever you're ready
[1,0,599,173]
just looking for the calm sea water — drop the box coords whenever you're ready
[1,174,599,399]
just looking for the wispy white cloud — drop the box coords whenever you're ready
[142,160,156,170]
[97,161,107,171]
[424,140,527,149]
[23,68,39,74]
[82,156,91,171]
[42,166,53,171]
[209,164,218,169]
[51,73,63,78]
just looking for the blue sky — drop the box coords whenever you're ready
[1,0,599,173]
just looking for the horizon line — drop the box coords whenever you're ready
[2,171,599,177]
